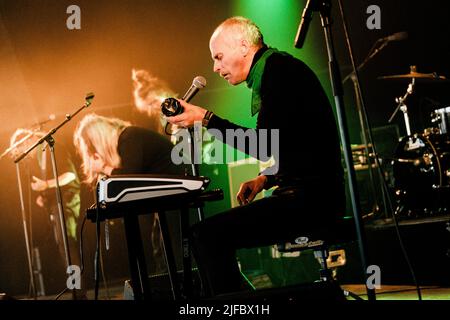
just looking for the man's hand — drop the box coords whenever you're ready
[165,99,207,128]
[236,175,267,206]
[31,176,48,192]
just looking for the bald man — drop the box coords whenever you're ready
[167,16,344,296]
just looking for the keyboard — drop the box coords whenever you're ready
[86,174,222,221]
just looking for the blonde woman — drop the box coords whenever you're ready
[73,113,185,274]
[73,113,184,184]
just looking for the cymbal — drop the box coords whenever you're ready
[378,72,448,81]
[377,65,448,82]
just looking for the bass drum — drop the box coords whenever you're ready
[392,133,450,217]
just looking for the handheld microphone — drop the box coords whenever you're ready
[379,31,408,43]
[182,76,206,102]
[161,76,207,117]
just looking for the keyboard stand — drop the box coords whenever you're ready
[123,213,152,300]
[158,209,182,300]
[86,185,223,301]
[120,207,188,301]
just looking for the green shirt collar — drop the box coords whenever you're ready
[246,46,279,116]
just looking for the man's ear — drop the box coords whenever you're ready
[240,39,250,57]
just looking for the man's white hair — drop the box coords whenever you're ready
[213,16,264,47]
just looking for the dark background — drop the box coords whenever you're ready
[1,0,450,296]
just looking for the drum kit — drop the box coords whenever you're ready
[378,65,450,218]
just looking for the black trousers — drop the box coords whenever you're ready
[190,183,345,296]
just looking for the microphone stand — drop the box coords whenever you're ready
[350,74,382,219]
[342,40,388,85]
[295,0,376,300]
[14,93,94,300]
[169,125,205,299]
[342,38,390,220]
[189,125,205,222]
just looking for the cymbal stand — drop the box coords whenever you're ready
[389,78,415,139]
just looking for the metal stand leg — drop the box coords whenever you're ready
[15,163,37,299]
[123,215,151,300]
[180,207,193,299]
[314,246,333,282]
[158,211,182,300]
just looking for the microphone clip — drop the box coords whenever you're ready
[161,97,183,117]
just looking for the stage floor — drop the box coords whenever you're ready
[18,283,450,301]
[341,284,450,300]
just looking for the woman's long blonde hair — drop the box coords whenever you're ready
[132,68,176,135]
[73,113,131,184]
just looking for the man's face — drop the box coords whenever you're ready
[209,29,249,86]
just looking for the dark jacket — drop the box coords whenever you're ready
[206,46,343,190]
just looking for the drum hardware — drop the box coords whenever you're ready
[352,145,380,171]
[430,107,450,134]
[433,184,450,189]
[352,144,373,164]
[387,77,415,139]
[405,136,425,151]
[380,65,449,147]
[423,127,441,136]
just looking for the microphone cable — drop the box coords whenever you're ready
[53,206,89,300]
[94,188,102,300]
